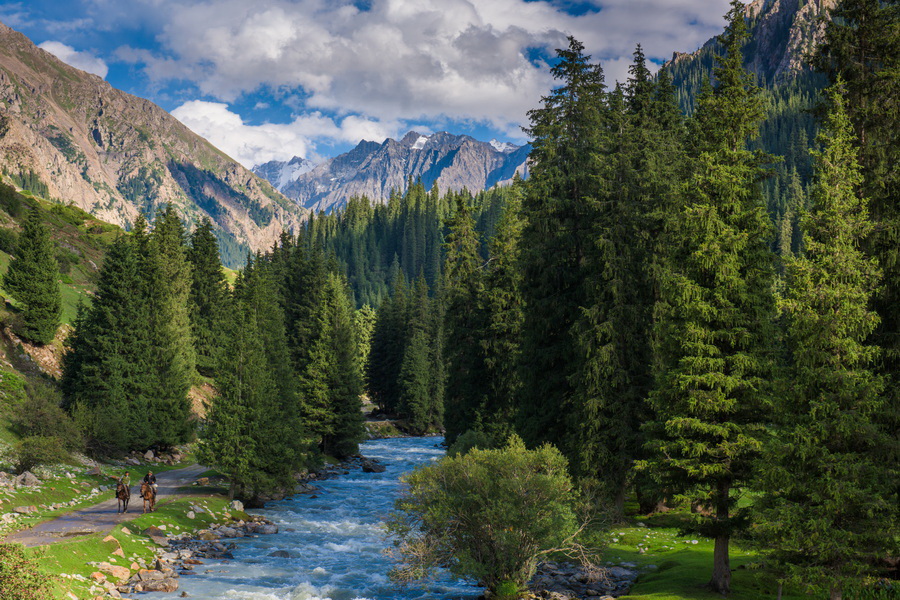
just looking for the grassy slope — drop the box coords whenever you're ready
[600,511,805,600]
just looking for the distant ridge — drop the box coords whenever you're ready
[254,131,530,213]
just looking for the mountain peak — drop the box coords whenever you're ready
[255,131,529,212]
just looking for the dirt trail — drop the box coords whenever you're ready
[4,464,208,547]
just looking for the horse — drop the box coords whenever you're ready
[115,481,130,513]
[140,481,156,513]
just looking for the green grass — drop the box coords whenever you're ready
[35,494,235,599]
[581,510,807,600]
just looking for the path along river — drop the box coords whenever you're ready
[176,436,482,600]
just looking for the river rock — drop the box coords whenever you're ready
[141,578,179,592]
[229,500,244,512]
[268,550,292,558]
[97,562,130,580]
[255,524,278,535]
[361,459,386,473]
[216,526,242,538]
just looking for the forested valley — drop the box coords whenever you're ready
[0,1,895,598]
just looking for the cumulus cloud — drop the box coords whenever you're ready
[171,100,402,168]
[115,0,731,132]
[37,40,108,78]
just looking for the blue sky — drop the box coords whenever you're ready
[0,0,734,168]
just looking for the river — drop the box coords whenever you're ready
[175,436,482,600]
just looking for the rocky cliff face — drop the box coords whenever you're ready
[0,21,304,266]
[255,131,529,213]
[667,0,836,81]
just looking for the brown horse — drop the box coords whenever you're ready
[116,482,130,513]
[140,481,156,513]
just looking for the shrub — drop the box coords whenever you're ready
[0,543,53,600]
[387,436,600,598]
[0,227,18,255]
[14,382,82,450]
[447,428,493,456]
[14,435,68,474]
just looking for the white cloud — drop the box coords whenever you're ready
[96,0,736,155]
[114,0,732,132]
[171,100,402,168]
[37,40,108,78]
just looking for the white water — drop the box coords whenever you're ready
[176,437,482,600]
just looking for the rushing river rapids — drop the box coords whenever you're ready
[176,436,482,600]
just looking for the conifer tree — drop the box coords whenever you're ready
[201,268,277,498]
[571,46,684,507]
[319,273,365,458]
[145,205,195,447]
[442,194,486,443]
[188,218,228,376]
[354,304,377,373]
[517,36,607,453]
[754,83,898,600]
[643,3,776,593]
[478,182,525,444]
[398,329,433,435]
[62,233,154,452]
[815,0,900,494]
[3,207,61,344]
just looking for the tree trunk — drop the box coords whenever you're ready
[830,584,842,600]
[228,481,236,500]
[777,582,782,600]
[708,480,731,594]
[614,487,626,519]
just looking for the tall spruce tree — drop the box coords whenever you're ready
[814,0,900,502]
[571,47,684,508]
[517,36,607,454]
[477,181,525,445]
[442,194,486,444]
[62,232,155,452]
[754,83,898,600]
[643,2,776,593]
[188,218,228,376]
[145,206,195,447]
[319,272,365,458]
[3,207,61,344]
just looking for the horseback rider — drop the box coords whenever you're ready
[143,470,158,495]
[118,471,131,490]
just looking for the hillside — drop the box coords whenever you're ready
[0,21,305,267]
[254,131,529,213]
[0,176,120,380]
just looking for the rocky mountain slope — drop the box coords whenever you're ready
[0,21,304,266]
[254,131,530,213]
[667,0,836,83]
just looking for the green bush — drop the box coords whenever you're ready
[14,435,69,473]
[0,227,18,255]
[0,543,53,600]
[447,428,493,456]
[14,382,82,450]
[387,436,599,598]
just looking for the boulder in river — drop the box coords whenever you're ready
[268,550,292,558]
[361,459,386,473]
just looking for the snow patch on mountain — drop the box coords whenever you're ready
[411,135,430,150]
[490,139,519,153]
